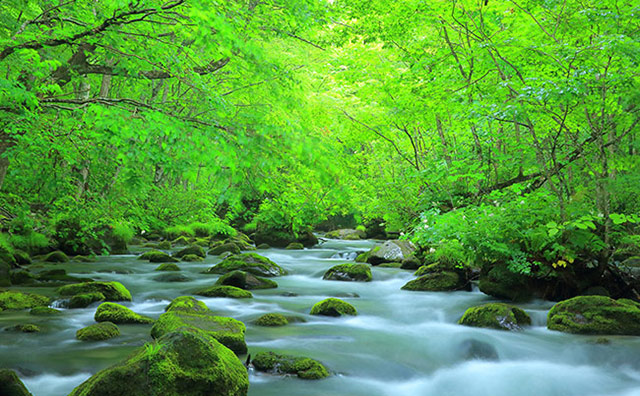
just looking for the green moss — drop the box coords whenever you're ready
[94,302,154,324]
[255,313,288,326]
[458,303,531,331]
[0,368,33,396]
[181,254,204,262]
[30,307,62,316]
[69,292,106,308]
[547,295,640,335]
[0,291,50,310]
[215,270,278,290]
[76,322,120,341]
[252,352,329,380]
[322,263,372,282]
[377,262,403,268]
[138,250,178,263]
[209,243,241,256]
[164,225,196,240]
[285,242,304,250]
[68,328,249,396]
[401,271,465,291]
[310,298,357,317]
[165,296,210,314]
[478,263,532,301]
[10,270,37,285]
[156,240,172,250]
[7,323,41,333]
[205,253,286,277]
[13,250,31,265]
[42,250,69,263]
[151,311,247,354]
[155,263,180,271]
[72,255,97,262]
[257,243,270,249]
[173,245,206,259]
[195,285,253,299]
[171,235,192,246]
[58,281,132,301]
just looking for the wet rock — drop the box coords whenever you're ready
[68,292,105,308]
[324,228,366,240]
[164,296,210,314]
[57,281,132,301]
[478,263,533,301]
[257,243,270,249]
[204,253,286,277]
[30,307,61,316]
[456,339,499,361]
[209,242,241,256]
[13,250,32,265]
[401,271,468,292]
[10,270,37,285]
[458,303,531,331]
[153,273,190,283]
[71,255,97,263]
[310,298,357,317]
[94,302,154,324]
[68,328,249,396]
[42,250,69,263]
[252,351,329,380]
[285,242,304,250]
[181,254,204,262]
[173,245,206,259]
[366,240,416,265]
[547,295,640,335]
[0,368,33,396]
[138,250,179,263]
[194,285,253,299]
[400,256,422,270]
[6,324,41,333]
[171,235,191,246]
[323,263,372,282]
[155,263,180,271]
[0,291,50,310]
[255,313,288,327]
[215,270,278,290]
[76,322,120,341]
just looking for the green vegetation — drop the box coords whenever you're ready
[0,291,50,310]
[255,313,289,327]
[310,298,357,317]
[194,286,253,299]
[57,281,132,301]
[323,264,372,282]
[94,302,154,325]
[76,322,120,341]
[252,351,329,380]
[215,271,278,290]
[164,296,210,314]
[458,303,532,331]
[205,253,287,277]
[547,296,640,335]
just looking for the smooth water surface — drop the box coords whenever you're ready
[2,239,640,396]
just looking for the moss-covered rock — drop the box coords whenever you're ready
[205,253,286,277]
[94,302,154,324]
[215,270,278,290]
[458,303,531,331]
[285,242,304,250]
[151,311,247,354]
[366,240,416,265]
[6,324,41,333]
[37,269,91,284]
[165,296,210,314]
[171,235,191,246]
[155,263,180,271]
[195,285,253,299]
[256,243,270,249]
[68,328,249,396]
[76,322,120,341]
[478,263,533,301]
[0,368,33,396]
[181,254,204,262]
[138,250,178,263]
[400,256,422,270]
[13,250,32,265]
[323,263,372,282]
[173,245,206,259]
[209,243,241,256]
[401,271,467,292]
[255,313,288,327]
[252,351,329,380]
[156,240,172,250]
[30,307,61,316]
[324,229,366,240]
[0,261,10,286]
[354,251,369,263]
[68,292,105,308]
[547,295,640,335]
[0,291,50,310]
[10,270,37,285]
[153,273,190,283]
[57,281,132,301]
[310,298,357,317]
[42,250,69,263]
[71,255,97,263]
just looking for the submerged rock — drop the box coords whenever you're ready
[57,281,132,301]
[0,368,33,396]
[366,240,416,265]
[310,298,357,317]
[153,273,190,282]
[456,339,499,361]
[5,324,41,333]
[76,322,120,341]
[204,253,286,277]
[94,302,154,324]
[0,291,50,310]
[255,313,289,327]
[165,296,210,314]
[215,270,278,290]
[68,292,105,308]
[195,285,253,299]
[151,311,247,354]
[458,303,531,331]
[323,263,372,282]
[285,242,304,250]
[252,351,329,380]
[547,295,640,335]
[68,328,249,396]
[181,254,204,262]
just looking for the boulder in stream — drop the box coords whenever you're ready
[0,291,50,310]
[456,339,499,361]
[68,292,105,308]
[151,311,247,354]
[204,253,287,277]
[138,250,178,263]
[324,228,366,240]
[57,281,132,301]
[68,328,249,396]
[42,250,69,263]
[209,242,241,256]
[30,307,61,316]
[173,245,206,259]
[154,263,180,271]
[94,302,154,324]
[165,296,210,314]
[252,351,329,380]
[547,295,640,335]
[76,322,120,341]
[195,285,253,299]
[323,263,372,282]
[401,271,468,292]
[458,303,531,331]
[310,298,357,317]
[215,270,278,290]
[5,324,41,333]
[285,242,304,250]
[366,240,416,265]
[255,313,289,327]
[0,368,33,396]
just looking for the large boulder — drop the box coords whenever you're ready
[252,351,329,380]
[68,292,105,308]
[204,253,286,277]
[324,229,366,240]
[138,250,178,263]
[310,298,357,317]
[151,311,247,354]
[68,329,249,396]
[94,302,154,324]
[0,291,49,310]
[165,296,210,314]
[195,285,253,299]
[209,242,242,256]
[0,369,33,396]
[323,263,372,282]
[401,271,469,292]
[42,250,70,263]
[458,303,531,331]
[173,245,206,259]
[255,313,288,327]
[215,270,278,290]
[76,322,120,341]
[547,295,640,335]
[478,263,533,301]
[366,240,416,265]
[57,281,132,301]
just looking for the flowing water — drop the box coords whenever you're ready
[2,238,640,396]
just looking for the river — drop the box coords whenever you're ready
[2,238,640,396]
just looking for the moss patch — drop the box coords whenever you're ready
[215,270,278,290]
[181,254,204,262]
[6,323,41,333]
[68,292,105,308]
[458,303,531,331]
[310,298,357,317]
[155,263,180,271]
[547,295,640,335]
[138,250,178,263]
[173,245,206,259]
[195,285,253,299]
[0,369,33,396]
[94,302,154,324]
[204,253,286,277]
[209,243,241,256]
[76,322,120,341]
[42,250,69,263]
[255,313,288,327]
[165,296,210,314]
[30,307,62,316]
[285,242,304,250]
[401,271,466,292]
[323,263,372,282]
[0,291,50,310]
[57,281,132,301]
[252,351,329,380]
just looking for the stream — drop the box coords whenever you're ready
[2,238,640,396]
